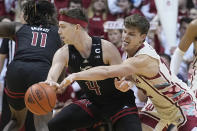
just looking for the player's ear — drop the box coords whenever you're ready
[141,34,147,42]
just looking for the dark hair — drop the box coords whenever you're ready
[68,0,82,8]
[60,8,88,23]
[180,17,192,25]
[23,0,57,26]
[124,14,150,34]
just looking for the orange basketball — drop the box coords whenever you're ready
[25,83,57,115]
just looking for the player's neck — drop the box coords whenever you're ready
[75,34,92,58]
[127,43,143,57]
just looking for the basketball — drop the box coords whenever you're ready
[25,83,57,115]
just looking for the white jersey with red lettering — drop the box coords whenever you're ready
[130,42,197,130]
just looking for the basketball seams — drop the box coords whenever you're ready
[38,83,55,109]
[25,94,41,115]
[30,85,48,113]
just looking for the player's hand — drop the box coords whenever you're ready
[57,74,75,94]
[42,80,60,91]
[114,77,133,92]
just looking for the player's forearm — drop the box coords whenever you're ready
[73,65,130,81]
[73,67,110,81]
[47,64,65,82]
[47,70,60,82]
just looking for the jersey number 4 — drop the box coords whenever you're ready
[85,81,101,95]
[31,32,47,47]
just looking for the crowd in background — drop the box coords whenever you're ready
[0,0,197,130]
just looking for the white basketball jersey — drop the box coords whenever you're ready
[130,42,197,128]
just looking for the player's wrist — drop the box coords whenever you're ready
[72,73,78,81]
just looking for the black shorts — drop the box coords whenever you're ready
[5,60,50,110]
[48,99,142,131]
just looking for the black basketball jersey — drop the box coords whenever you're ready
[13,25,61,64]
[68,37,136,107]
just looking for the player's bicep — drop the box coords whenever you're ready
[124,55,159,77]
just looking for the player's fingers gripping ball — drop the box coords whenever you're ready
[25,83,57,115]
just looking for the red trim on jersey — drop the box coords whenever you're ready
[74,99,94,118]
[4,88,24,99]
[59,15,88,28]
[142,73,161,80]
[110,107,138,123]
[159,71,170,83]
[134,43,145,55]
[112,112,138,124]
[139,76,187,128]
[5,87,25,95]
[110,107,137,119]
[190,69,196,90]
[193,57,197,68]
[140,112,159,128]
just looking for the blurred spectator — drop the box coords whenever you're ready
[107,0,122,15]
[117,0,132,15]
[88,0,108,37]
[192,0,197,8]
[104,20,124,56]
[141,0,157,21]
[107,0,134,20]
[0,0,7,17]
[58,0,83,14]
[146,19,164,54]
[178,0,194,21]
[68,0,83,10]
[189,8,197,20]
[107,29,123,55]
[52,0,69,14]
[0,0,15,19]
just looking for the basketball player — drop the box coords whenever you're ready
[0,18,35,131]
[60,14,197,131]
[170,19,197,96]
[0,1,62,131]
[46,8,142,131]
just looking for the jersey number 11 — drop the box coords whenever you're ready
[31,32,47,47]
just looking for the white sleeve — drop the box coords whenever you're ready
[170,47,185,75]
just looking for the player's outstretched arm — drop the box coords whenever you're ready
[59,55,159,88]
[170,19,197,75]
[46,45,69,85]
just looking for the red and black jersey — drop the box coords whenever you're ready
[68,37,136,108]
[13,24,62,64]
